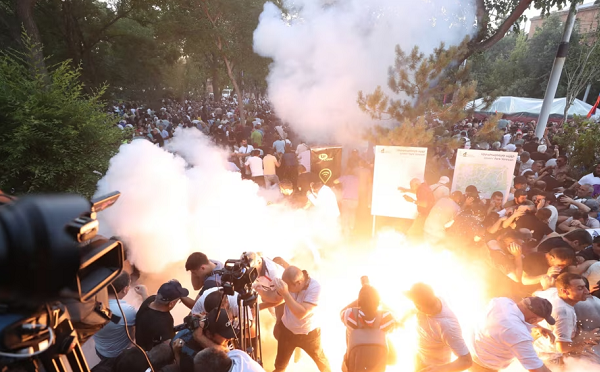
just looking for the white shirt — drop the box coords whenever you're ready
[564,216,600,229]
[282,278,322,335]
[519,158,534,174]
[308,185,340,218]
[502,133,512,148]
[574,296,600,364]
[471,297,544,370]
[192,287,240,316]
[546,205,559,231]
[245,156,264,177]
[298,150,311,172]
[430,183,450,201]
[533,288,577,361]
[424,198,461,240]
[236,145,254,168]
[417,298,470,366]
[579,173,600,186]
[160,130,169,139]
[228,349,266,372]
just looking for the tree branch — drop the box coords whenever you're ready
[468,0,534,56]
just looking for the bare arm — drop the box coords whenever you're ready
[181,296,196,310]
[282,292,316,319]
[567,260,597,275]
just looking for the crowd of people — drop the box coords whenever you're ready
[92,96,600,372]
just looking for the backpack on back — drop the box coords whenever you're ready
[345,308,388,372]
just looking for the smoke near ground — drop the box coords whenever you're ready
[253,0,476,142]
[95,129,340,274]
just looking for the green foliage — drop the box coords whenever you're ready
[359,39,478,148]
[0,42,122,197]
[553,117,600,177]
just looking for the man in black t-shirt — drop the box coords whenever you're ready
[522,247,575,280]
[135,281,189,351]
[515,207,553,244]
[577,235,600,261]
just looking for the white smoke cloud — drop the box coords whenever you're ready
[253,0,476,142]
[94,129,340,273]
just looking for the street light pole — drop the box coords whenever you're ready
[536,1,578,138]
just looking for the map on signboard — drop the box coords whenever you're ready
[451,150,518,203]
[453,163,512,198]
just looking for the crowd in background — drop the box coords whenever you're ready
[92,95,600,372]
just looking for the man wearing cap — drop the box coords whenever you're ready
[533,273,600,362]
[272,266,331,372]
[470,296,556,372]
[171,308,238,372]
[135,280,190,351]
[430,176,451,201]
[404,283,472,372]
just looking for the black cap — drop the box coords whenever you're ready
[206,309,236,339]
[465,185,481,194]
[157,281,189,302]
[523,297,555,325]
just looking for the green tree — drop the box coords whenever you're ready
[0,41,122,197]
[358,40,478,147]
[553,117,600,176]
[562,15,600,117]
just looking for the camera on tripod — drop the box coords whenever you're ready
[216,254,258,306]
[0,192,124,372]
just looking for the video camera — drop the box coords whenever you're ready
[0,192,124,372]
[173,314,205,333]
[215,255,258,305]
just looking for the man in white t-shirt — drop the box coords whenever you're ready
[470,296,556,372]
[575,164,600,188]
[245,150,264,187]
[307,182,340,218]
[194,346,266,372]
[235,139,254,178]
[404,283,472,371]
[271,266,331,372]
[430,176,451,201]
[534,273,598,362]
[243,251,285,306]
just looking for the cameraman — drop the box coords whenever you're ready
[171,308,237,372]
[136,280,190,351]
[185,252,224,299]
[193,347,266,372]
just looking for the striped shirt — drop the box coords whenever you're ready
[340,308,396,333]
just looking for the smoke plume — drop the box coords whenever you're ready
[94,129,340,274]
[253,0,476,142]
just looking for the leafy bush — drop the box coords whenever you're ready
[0,42,122,197]
[553,116,600,178]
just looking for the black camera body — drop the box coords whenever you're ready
[173,315,206,333]
[0,192,124,372]
[217,257,258,297]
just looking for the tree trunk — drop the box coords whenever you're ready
[61,0,81,67]
[15,0,47,78]
[223,55,245,126]
[211,56,221,100]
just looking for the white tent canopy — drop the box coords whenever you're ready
[465,96,598,119]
